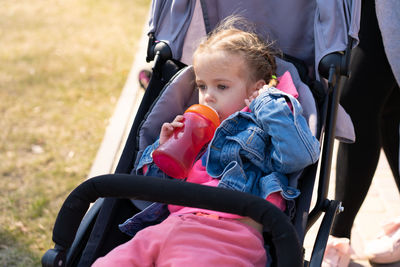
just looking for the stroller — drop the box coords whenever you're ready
[42,0,360,266]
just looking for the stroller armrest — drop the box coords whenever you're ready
[318,37,354,80]
[318,52,348,80]
[47,174,302,267]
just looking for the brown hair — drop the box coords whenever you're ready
[193,16,279,86]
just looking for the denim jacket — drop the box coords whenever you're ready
[136,86,319,198]
[120,86,320,236]
[206,86,320,199]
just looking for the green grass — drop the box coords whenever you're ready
[0,0,150,265]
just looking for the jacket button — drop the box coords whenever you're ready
[287,189,294,195]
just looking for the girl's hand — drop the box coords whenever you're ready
[244,85,269,107]
[245,90,259,107]
[257,85,269,95]
[159,115,184,145]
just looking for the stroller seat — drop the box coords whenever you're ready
[42,0,361,266]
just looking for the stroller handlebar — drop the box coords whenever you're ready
[45,174,303,267]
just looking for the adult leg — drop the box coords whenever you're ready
[381,86,400,190]
[331,0,397,238]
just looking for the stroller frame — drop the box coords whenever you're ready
[42,1,358,266]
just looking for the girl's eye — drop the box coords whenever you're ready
[197,84,206,91]
[217,84,227,90]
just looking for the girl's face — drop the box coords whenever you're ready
[194,51,265,121]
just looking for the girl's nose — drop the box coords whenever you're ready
[203,90,215,103]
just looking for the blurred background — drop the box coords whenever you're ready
[0,0,150,265]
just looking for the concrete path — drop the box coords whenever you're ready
[90,28,400,266]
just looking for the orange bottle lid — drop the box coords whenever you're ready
[185,104,220,128]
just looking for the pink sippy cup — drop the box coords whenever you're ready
[152,104,220,179]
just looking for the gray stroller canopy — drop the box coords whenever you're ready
[147,0,360,143]
[148,0,360,76]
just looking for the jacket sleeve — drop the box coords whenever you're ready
[249,87,320,173]
[136,139,168,178]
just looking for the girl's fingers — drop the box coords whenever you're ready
[258,86,268,95]
[161,122,172,130]
[174,115,184,122]
[171,121,184,128]
[250,91,259,98]
[172,115,184,125]
[171,115,184,128]
[159,123,173,145]
[245,91,260,106]
[159,115,185,144]
[161,123,173,134]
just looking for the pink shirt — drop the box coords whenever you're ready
[168,159,286,218]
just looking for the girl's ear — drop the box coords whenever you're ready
[248,79,267,95]
[255,79,266,89]
[247,79,266,96]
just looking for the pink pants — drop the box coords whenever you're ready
[92,213,267,267]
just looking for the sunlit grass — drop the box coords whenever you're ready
[0,0,150,265]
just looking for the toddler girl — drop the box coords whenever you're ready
[92,16,320,267]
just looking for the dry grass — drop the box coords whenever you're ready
[0,0,149,265]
